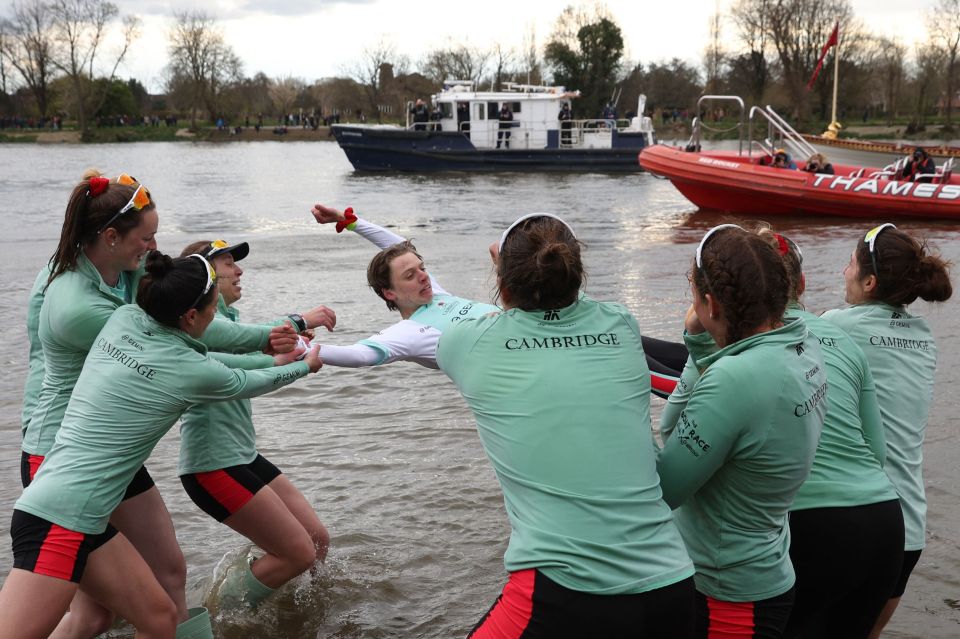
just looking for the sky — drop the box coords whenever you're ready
[107,0,933,93]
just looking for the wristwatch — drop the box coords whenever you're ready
[287,313,307,332]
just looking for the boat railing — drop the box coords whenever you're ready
[687,95,746,154]
[687,95,824,162]
[747,106,817,162]
[865,156,955,183]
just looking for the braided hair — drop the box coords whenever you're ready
[692,227,790,346]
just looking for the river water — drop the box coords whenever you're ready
[0,141,957,638]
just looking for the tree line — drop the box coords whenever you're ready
[2,0,959,136]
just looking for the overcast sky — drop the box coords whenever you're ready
[108,0,933,92]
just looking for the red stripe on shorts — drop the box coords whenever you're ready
[650,372,679,396]
[27,454,44,481]
[195,469,255,514]
[470,569,536,639]
[706,597,755,638]
[35,525,84,580]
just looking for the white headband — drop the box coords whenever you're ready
[498,213,577,252]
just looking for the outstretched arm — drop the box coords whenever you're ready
[311,204,406,249]
[310,204,449,295]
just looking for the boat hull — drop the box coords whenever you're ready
[332,125,648,172]
[639,145,960,219]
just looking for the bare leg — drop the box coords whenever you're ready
[111,486,189,622]
[267,474,330,563]
[0,569,77,639]
[222,484,319,588]
[77,533,178,638]
[47,590,114,639]
[0,533,177,639]
[868,597,900,639]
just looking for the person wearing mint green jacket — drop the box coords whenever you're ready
[177,239,336,612]
[0,251,322,639]
[820,224,952,639]
[661,228,904,638]
[656,225,826,639]
[438,214,695,639]
[20,172,299,639]
[20,266,49,444]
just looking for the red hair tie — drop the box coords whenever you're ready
[774,233,789,256]
[336,207,358,233]
[88,176,109,197]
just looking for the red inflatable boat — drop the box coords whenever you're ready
[639,144,960,219]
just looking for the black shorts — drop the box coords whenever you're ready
[695,588,795,639]
[21,451,154,502]
[19,451,44,488]
[786,499,904,638]
[10,509,118,584]
[642,335,689,400]
[180,454,282,522]
[891,550,922,598]
[467,569,695,638]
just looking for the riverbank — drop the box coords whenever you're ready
[2,122,957,145]
[0,125,338,144]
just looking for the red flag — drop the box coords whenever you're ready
[807,22,839,89]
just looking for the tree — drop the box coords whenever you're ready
[909,42,946,130]
[518,23,542,86]
[48,0,139,135]
[543,7,624,117]
[489,42,515,90]
[0,18,14,94]
[927,0,960,129]
[269,76,304,119]
[94,76,136,119]
[872,36,907,122]
[420,41,489,86]
[703,10,726,96]
[1,0,56,118]
[346,39,408,123]
[233,71,273,119]
[636,58,703,113]
[166,10,242,128]
[729,0,772,106]
[732,0,854,120]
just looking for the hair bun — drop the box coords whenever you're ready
[144,250,174,277]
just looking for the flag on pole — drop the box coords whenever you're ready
[807,22,839,89]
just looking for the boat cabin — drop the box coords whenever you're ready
[409,80,653,151]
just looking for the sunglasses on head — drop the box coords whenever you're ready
[863,223,896,276]
[695,224,744,268]
[97,174,151,234]
[184,254,218,314]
